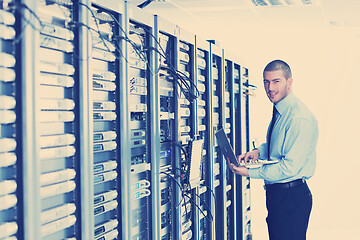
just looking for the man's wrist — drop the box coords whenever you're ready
[239,167,249,177]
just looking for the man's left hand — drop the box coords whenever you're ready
[226,158,249,177]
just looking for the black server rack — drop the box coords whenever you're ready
[223,53,237,240]
[177,27,197,240]
[0,2,19,239]
[88,3,121,240]
[156,17,178,240]
[195,37,211,240]
[241,66,252,240]
[235,63,253,240]
[127,7,155,240]
[210,41,225,240]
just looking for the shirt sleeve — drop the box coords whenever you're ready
[257,142,268,160]
[248,143,266,179]
[249,118,315,182]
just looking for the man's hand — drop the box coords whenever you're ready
[238,149,260,163]
[226,158,249,176]
[226,149,259,176]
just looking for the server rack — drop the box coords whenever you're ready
[37,1,81,239]
[194,36,211,240]
[223,51,237,240]
[235,63,253,240]
[156,16,179,240]
[126,6,155,240]
[234,61,241,240]
[0,2,20,239]
[9,0,87,239]
[177,27,197,240]
[209,41,225,240]
[242,66,252,240]
[87,2,123,240]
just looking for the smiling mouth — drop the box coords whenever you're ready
[268,92,277,97]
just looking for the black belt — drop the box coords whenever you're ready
[264,179,306,191]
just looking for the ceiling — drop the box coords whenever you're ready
[127,0,360,28]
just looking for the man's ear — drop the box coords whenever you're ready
[287,77,293,89]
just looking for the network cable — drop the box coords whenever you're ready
[96,5,200,102]
[160,138,214,223]
[160,170,212,222]
[78,3,127,61]
[6,2,44,43]
[142,27,200,102]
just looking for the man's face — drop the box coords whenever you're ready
[263,70,293,104]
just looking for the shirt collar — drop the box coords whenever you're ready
[274,91,295,116]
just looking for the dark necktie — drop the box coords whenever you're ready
[267,105,277,160]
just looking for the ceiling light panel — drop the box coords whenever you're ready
[251,0,318,6]
[171,0,249,10]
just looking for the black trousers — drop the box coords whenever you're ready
[265,181,312,240]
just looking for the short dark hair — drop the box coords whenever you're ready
[264,60,292,79]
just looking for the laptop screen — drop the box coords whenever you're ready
[215,128,240,167]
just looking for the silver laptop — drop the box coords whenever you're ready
[215,128,278,168]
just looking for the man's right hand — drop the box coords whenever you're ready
[238,149,260,163]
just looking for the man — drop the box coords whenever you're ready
[227,60,318,240]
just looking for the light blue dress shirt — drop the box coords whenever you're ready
[248,92,319,184]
